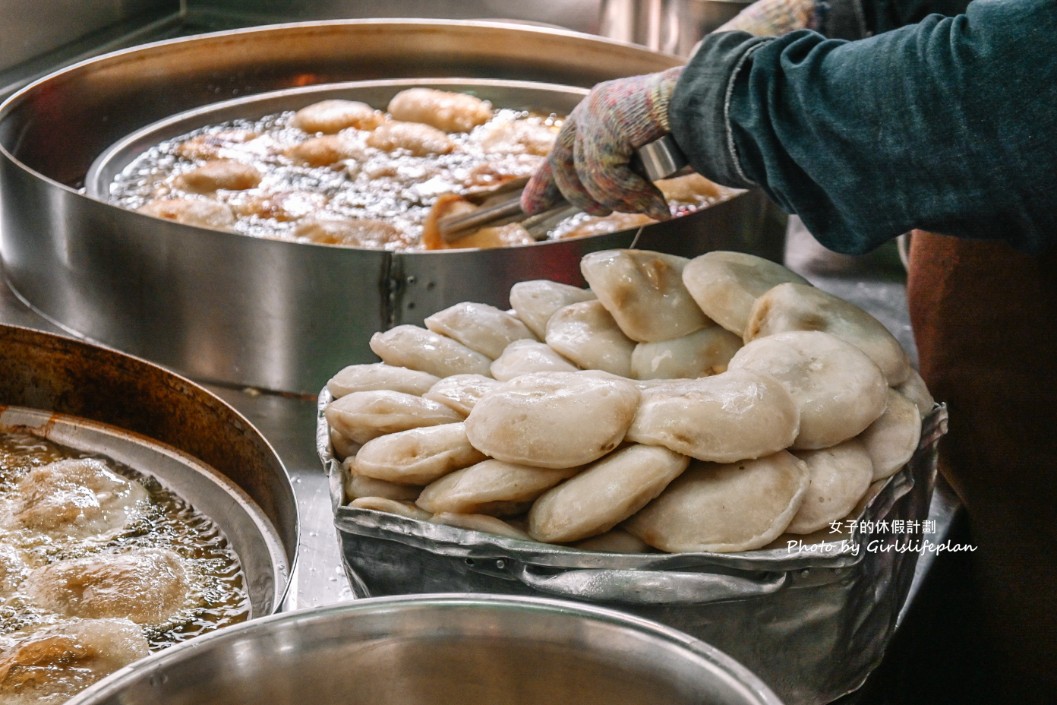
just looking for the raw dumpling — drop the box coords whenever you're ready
[682,251,810,337]
[431,512,532,540]
[573,528,653,554]
[348,497,431,521]
[630,325,742,380]
[786,439,875,534]
[490,339,578,381]
[387,87,493,133]
[326,362,440,398]
[342,459,421,503]
[624,451,810,553]
[369,325,493,378]
[354,422,486,485]
[545,300,635,377]
[745,282,911,385]
[858,389,923,480]
[425,302,536,359]
[24,548,191,625]
[326,389,464,445]
[528,444,690,543]
[423,374,501,416]
[465,371,640,469]
[626,369,800,463]
[728,331,888,450]
[9,458,149,540]
[416,459,577,516]
[580,249,710,342]
[896,368,936,416]
[508,280,596,339]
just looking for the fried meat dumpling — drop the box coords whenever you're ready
[9,458,149,540]
[369,325,493,378]
[465,371,640,469]
[416,459,577,516]
[174,158,262,193]
[138,197,236,230]
[508,279,596,339]
[294,217,406,248]
[682,251,810,337]
[580,250,710,342]
[424,302,536,359]
[630,325,742,380]
[354,422,486,486]
[624,451,810,553]
[490,339,579,381]
[366,121,454,156]
[326,362,440,398]
[0,618,149,705]
[626,369,800,463]
[528,444,689,544]
[284,134,361,166]
[291,99,385,134]
[728,331,888,450]
[786,439,875,535]
[859,389,923,480]
[24,548,190,625]
[0,544,26,594]
[387,87,493,133]
[326,389,465,445]
[423,374,500,416]
[745,282,912,385]
[544,300,635,377]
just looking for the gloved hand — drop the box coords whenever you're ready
[520,66,683,221]
[715,0,818,36]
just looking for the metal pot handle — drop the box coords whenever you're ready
[509,564,788,605]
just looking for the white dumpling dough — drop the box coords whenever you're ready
[348,497,431,521]
[728,330,888,450]
[431,512,532,540]
[528,444,690,543]
[369,324,493,378]
[424,302,537,359]
[326,389,464,445]
[326,362,440,398]
[786,439,875,534]
[745,282,911,385]
[624,451,809,553]
[465,371,641,469]
[509,280,596,339]
[580,249,710,342]
[896,368,936,416]
[626,369,800,463]
[545,300,635,377]
[630,325,742,380]
[423,374,501,416]
[416,459,578,516]
[682,251,810,337]
[342,459,421,503]
[354,422,487,485]
[490,339,578,381]
[858,388,923,480]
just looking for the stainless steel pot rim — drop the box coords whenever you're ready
[0,404,290,617]
[65,592,786,705]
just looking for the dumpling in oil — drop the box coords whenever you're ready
[0,618,149,705]
[294,217,407,249]
[174,158,262,193]
[24,548,191,625]
[473,118,557,156]
[8,458,149,540]
[284,134,362,167]
[139,197,236,230]
[387,88,493,133]
[291,99,385,134]
[580,249,710,342]
[366,121,454,156]
[0,543,26,594]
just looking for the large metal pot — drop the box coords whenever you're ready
[66,594,786,705]
[0,20,786,396]
[0,323,297,616]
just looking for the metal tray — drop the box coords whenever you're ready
[317,386,947,705]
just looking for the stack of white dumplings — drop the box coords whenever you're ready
[324,249,934,554]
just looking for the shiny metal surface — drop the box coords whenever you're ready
[599,0,752,56]
[0,20,786,396]
[0,405,288,617]
[321,383,947,705]
[0,323,298,612]
[66,594,786,705]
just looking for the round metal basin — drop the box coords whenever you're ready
[0,20,786,395]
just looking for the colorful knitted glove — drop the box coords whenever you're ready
[521,66,683,220]
[715,0,818,36]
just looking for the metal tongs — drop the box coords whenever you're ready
[438,135,690,243]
